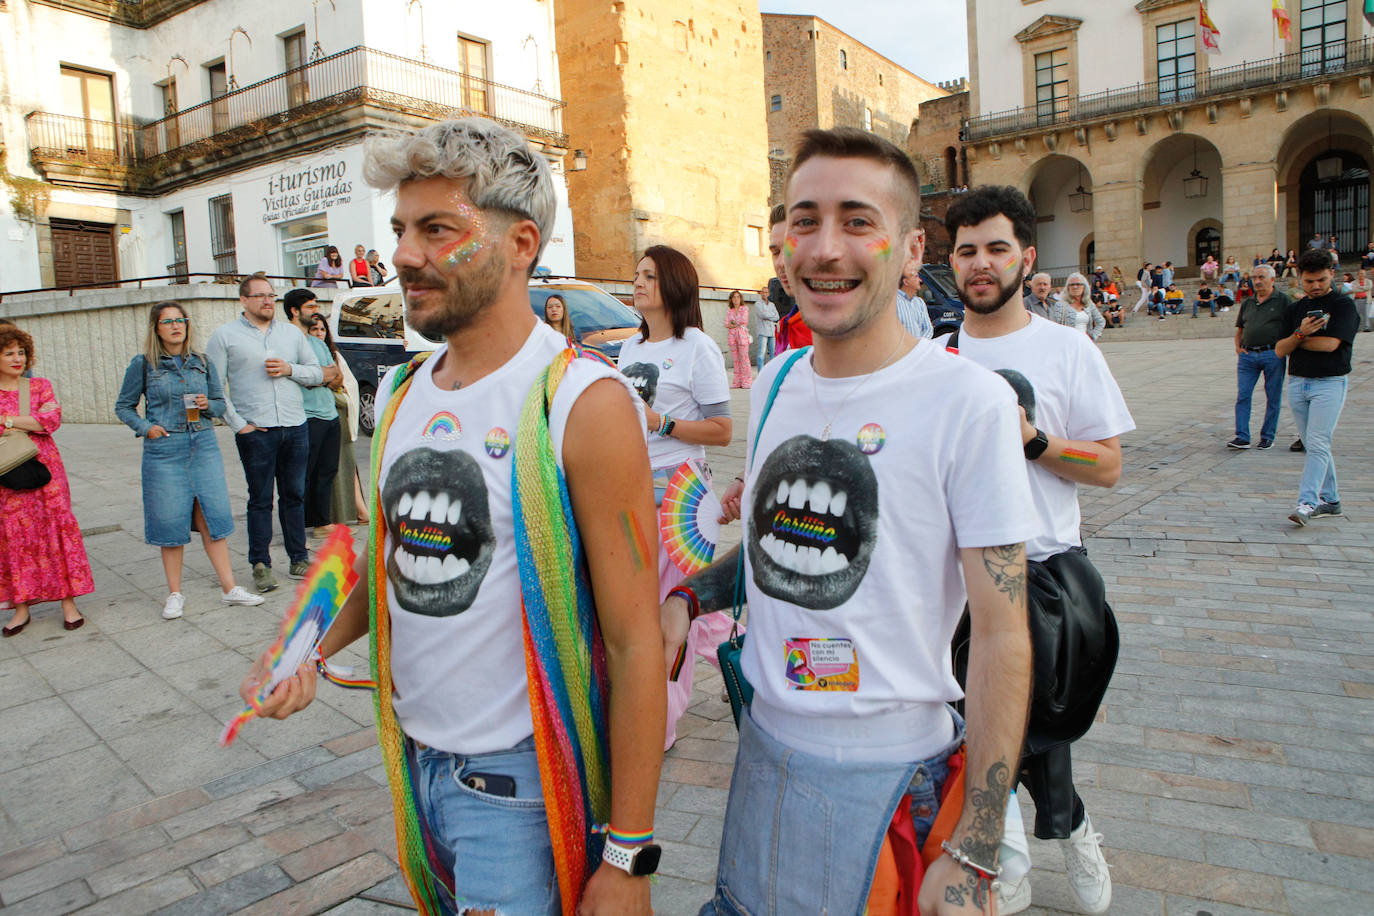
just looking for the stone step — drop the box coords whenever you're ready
[1102,310,1237,342]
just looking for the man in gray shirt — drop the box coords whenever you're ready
[1023,272,1053,318]
[207,274,323,592]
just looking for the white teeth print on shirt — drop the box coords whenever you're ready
[747,435,879,611]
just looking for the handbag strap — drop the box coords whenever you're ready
[19,377,30,415]
[730,346,810,634]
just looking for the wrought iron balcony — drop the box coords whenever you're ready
[965,37,1373,142]
[26,45,567,192]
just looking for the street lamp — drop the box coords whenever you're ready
[1068,162,1093,212]
[1183,140,1209,199]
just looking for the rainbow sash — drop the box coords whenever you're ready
[368,346,610,916]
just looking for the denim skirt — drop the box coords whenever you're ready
[142,428,235,546]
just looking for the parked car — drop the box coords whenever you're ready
[327,277,641,435]
[919,264,965,338]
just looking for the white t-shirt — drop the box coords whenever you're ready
[617,327,730,469]
[955,315,1135,561]
[374,322,637,754]
[740,342,1039,762]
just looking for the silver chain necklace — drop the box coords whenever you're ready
[811,332,909,441]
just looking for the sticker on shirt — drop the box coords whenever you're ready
[784,638,859,691]
[856,423,885,455]
[993,370,1037,424]
[661,358,674,370]
[749,435,879,610]
[484,427,510,459]
[421,411,462,441]
[621,362,659,405]
[382,447,495,616]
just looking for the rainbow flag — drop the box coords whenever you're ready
[1199,2,1221,55]
[1273,1,1292,42]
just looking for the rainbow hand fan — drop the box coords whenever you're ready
[659,458,722,576]
[220,526,361,747]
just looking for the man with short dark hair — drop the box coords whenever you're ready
[944,185,1132,915]
[767,202,810,351]
[1276,248,1359,525]
[282,288,343,536]
[673,129,1038,916]
[207,276,323,592]
[1229,264,1290,450]
[1191,281,1216,318]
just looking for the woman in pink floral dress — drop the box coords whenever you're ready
[0,326,93,636]
[724,289,752,388]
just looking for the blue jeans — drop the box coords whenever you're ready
[1234,349,1285,444]
[701,707,964,916]
[1288,376,1347,507]
[233,424,308,567]
[755,335,775,368]
[1192,299,1216,317]
[411,736,559,916]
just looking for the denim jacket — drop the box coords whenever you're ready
[115,352,226,437]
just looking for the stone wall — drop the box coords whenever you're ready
[0,284,339,424]
[556,0,773,290]
[907,89,970,191]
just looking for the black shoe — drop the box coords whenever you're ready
[1311,501,1343,519]
[1290,439,1305,452]
[1257,439,1273,449]
[1226,437,1250,450]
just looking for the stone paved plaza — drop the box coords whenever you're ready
[0,335,1370,915]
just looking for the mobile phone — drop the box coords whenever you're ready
[463,772,517,797]
[1306,309,1328,322]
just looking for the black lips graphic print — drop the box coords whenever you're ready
[382,448,495,616]
[994,369,1037,425]
[748,435,879,610]
[622,362,659,405]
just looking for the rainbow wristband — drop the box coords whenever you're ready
[594,823,654,846]
[667,585,702,622]
[657,413,672,437]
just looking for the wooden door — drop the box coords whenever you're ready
[51,220,118,288]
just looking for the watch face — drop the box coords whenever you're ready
[630,844,662,876]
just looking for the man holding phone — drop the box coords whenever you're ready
[1275,248,1359,526]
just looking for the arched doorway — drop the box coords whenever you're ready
[1140,133,1223,274]
[1195,226,1221,265]
[1025,154,1094,274]
[1299,152,1370,253]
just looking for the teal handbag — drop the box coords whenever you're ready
[717,346,810,728]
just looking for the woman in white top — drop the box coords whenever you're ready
[1049,272,1106,342]
[616,244,733,749]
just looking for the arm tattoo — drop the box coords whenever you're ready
[943,761,1013,910]
[681,545,742,612]
[982,543,1026,606]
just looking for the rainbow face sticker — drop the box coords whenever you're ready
[484,427,511,459]
[866,238,893,260]
[437,203,487,269]
[783,235,798,259]
[421,412,461,441]
[856,423,886,455]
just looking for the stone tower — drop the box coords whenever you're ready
[555,0,772,287]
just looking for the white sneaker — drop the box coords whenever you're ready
[995,873,1032,914]
[1060,815,1111,914]
[221,586,265,607]
[162,592,185,620]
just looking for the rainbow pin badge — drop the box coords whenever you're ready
[421,411,461,441]
[220,527,361,747]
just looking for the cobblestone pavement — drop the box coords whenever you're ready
[0,336,1369,915]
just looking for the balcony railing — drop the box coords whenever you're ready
[140,45,567,155]
[966,38,1374,141]
[26,45,567,186]
[25,111,144,168]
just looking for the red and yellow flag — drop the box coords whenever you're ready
[1199,1,1221,55]
[1273,1,1292,42]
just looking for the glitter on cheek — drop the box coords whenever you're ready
[1001,255,1021,278]
[438,232,481,269]
[783,236,798,259]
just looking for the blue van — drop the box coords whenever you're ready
[328,278,641,434]
[919,264,965,338]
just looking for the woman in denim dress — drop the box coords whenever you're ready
[116,303,263,619]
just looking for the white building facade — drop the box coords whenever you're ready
[0,0,574,293]
[964,0,1374,276]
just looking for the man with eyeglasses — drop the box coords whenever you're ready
[207,273,323,593]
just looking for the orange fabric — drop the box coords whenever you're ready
[786,313,813,348]
[863,746,967,916]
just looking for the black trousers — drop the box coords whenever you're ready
[304,415,341,528]
[1019,742,1086,839]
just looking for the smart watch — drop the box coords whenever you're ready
[1024,428,1049,461]
[601,838,662,877]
